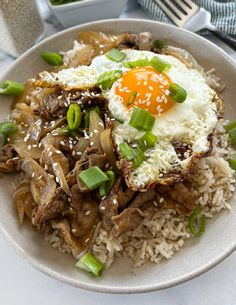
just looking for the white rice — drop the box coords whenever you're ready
[44,120,235,268]
[91,121,235,268]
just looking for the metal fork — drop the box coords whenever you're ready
[153,0,236,50]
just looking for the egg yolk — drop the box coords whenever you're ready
[115,67,174,115]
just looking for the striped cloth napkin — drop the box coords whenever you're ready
[138,0,236,35]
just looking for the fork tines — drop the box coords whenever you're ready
[153,0,199,27]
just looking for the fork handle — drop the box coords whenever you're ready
[208,29,236,51]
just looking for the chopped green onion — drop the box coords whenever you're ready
[224,121,236,132]
[228,127,236,144]
[66,104,81,130]
[96,70,123,90]
[84,106,101,128]
[75,252,104,277]
[41,51,63,66]
[132,151,146,169]
[123,58,149,69]
[127,92,137,106]
[224,122,236,144]
[129,107,155,131]
[188,206,206,237]
[150,56,171,73]
[58,126,70,135]
[0,80,24,96]
[0,121,17,137]
[79,166,109,190]
[136,131,158,151]
[229,154,236,170]
[153,40,165,49]
[112,116,124,124]
[169,83,187,103]
[99,170,116,197]
[106,48,126,62]
[119,142,137,160]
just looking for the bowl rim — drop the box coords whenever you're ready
[0,18,236,294]
[47,0,123,11]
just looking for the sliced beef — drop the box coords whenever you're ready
[69,185,99,239]
[99,178,121,230]
[32,188,68,229]
[51,219,83,258]
[157,183,197,215]
[117,187,135,210]
[111,208,145,237]
[118,32,153,51]
[129,189,156,209]
[0,144,21,173]
[34,86,108,121]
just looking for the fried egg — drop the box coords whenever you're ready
[94,49,219,190]
[33,48,220,191]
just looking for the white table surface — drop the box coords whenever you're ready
[0,1,236,304]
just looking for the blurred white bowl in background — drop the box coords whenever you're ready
[47,0,128,28]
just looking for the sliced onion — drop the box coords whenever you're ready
[89,110,104,151]
[13,183,33,224]
[21,158,56,206]
[100,128,118,172]
[41,144,71,196]
[75,138,90,154]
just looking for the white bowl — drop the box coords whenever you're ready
[0,19,236,294]
[47,0,128,28]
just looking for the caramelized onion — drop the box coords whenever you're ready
[89,110,104,151]
[100,129,118,172]
[21,158,56,206]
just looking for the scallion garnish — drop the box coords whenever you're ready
[79,166,109,190]
[132,151,146,170]
[119,142,137,160]
[188,206,206,237]
[136,131,158,151]
[112,116,124,124]
[229,154,236,170]
[84,106,101,128]
[153,40,165,49]
[0,121,17,138]
[0,80,24,96]
[75,252,104,277]
[66,104,81,130]
[99,170,116,197]
[150,56,171,73]
[224,121,236,132]
[96,70,122,90]
[41,51,63,66]
[106,48,126,62]
[127,91,137,106]
[169,83,187,103]
[123,58,150,69]
[224,122,236,144]
[129,107,155,131]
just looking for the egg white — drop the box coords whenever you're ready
[95,49,218,189]
[35,48,218,190]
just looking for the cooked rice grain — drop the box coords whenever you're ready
[92,121,235,268]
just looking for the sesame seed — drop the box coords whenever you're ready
[72,229,77,233]
[113,198,118,204]
[27,145,32,150]
[159,197,164,203]
[49,151,53,157]
[85,210,91,216]
[32,172,35,178]
[55,177,59,183]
